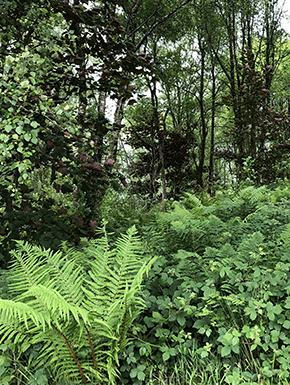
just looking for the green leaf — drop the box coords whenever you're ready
[268,311,275,321]
[130,365,146,381]
[137,371,145,381]
[232,336,239,345]
[273,304,282,314]
[16,126,23,135]
[0,355,9,368]
[245,306,257,320]
[225,372,241,385]
[30,121,39,128]
[232,344,240,354]
[139,346,146,356]
[284,298,290,309]
[251,343,257,351]
[130,368,137,378]
[232,329,241,337]
[283,320,290,329]
[0,134,9,143]
[162,350,170,361]
[177,313,186,326]
[271,329,280,343]
[4,125,12,133]
[24,133,31,141]
[1,376,10,385]
[223,333,232,341]
[221,345,231,357]
[152,312,164,321]
[18,163,25,173]
[29,369,48,385]
[20,79,29,88]
[169,347,177,356]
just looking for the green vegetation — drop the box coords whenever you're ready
[0,226,156,384]
[2,185,290,383]
[113,185,290,385]
[2,0,290,384]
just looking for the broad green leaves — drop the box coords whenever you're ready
[0,0,155,265]
[118,186,290,385]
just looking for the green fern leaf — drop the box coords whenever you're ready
[0,226,156,384]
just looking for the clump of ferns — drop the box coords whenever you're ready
[0,225,157,384]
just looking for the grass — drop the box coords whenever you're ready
[146,347,226,385]
[142,346,290,385]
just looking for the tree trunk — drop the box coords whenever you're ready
[196,36,207,187]
[149,71,167,210]
[208,57,216,195]
[109,97,126,161]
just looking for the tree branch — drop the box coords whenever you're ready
[135,0,193,51]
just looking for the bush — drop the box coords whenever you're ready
[0,226,156,384]
[117,186,290,384]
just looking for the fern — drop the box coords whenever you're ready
[235,185,269,205]
[0,225,157,384]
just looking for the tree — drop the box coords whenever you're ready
[0,0,153,265]
[201,0,290,183]
[219,50,290,183]
[105,0,194,164]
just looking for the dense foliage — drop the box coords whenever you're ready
[116,185,290,384]
[0,226,156,384]
[1,0,290,263]
[2,0,290,384]
[0,0,153,264]
[3,185,290,383]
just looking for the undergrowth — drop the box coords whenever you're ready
[118,184,290,385]
[2,184,290,384]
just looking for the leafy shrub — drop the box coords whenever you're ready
[117,186,290,384]
[0,226,156,384]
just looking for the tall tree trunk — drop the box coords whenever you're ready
[73,0,87,127]
[98,91,107,115]
[149,73,167,210]
[196,36,207,187]
[208,57,217,195]
[109,97,126,161]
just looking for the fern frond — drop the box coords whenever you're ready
[236,185,269,205]
[21,285,89,325]
[0,298,48,329]
[8,242,51,294]
[85,226,144,306]
[0,320,32,349]
[0,225,156,384]
[46,249,85,307]
[182,192,202,209]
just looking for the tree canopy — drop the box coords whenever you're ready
[1,0,290,264]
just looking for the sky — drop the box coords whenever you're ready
[281,0,290,33]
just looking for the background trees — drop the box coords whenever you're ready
[124,0,290,195]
